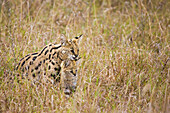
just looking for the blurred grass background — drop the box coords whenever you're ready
[0,0,169,112]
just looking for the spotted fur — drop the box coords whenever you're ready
[16,34,82,84]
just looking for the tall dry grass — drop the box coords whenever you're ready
[0,0,169,112]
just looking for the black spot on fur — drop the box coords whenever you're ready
[38,61,42,66]
[32,56,37,61]
[21,61,25,67]
[16,63,20,70]
[45,50,49,55]
[32,73,35,77]
[35,66,38,70]
[38,71,40,74]
[30,61,33,65]
[25,54,30,57]
[51,74,55,77]
[43,59,45,63]
[51,61,55,65]
[32,52,38,55]
[38,46,47,56]
[20,57,24,61]
[26,56,31,61]
[51,74,55,79]
[50,45,61,52]
[55,61,59,65]
[49,44,52,46]
[53,52,56,56]
[41,46,47,53]
[48,65,51,70]
[54,67,58,71]
[31,69,34,72]
[49,54,51,59]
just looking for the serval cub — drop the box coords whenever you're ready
[60,59,78,97]
[15,34,82,84]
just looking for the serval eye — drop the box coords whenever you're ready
[70,48,74,52]
[70,47,74,50]
[70,70,73,74]
[71,49,74,53]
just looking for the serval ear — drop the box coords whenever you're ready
[60,34,69,46]
[72,34,83,44]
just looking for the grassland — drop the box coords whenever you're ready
[0,0,169,112]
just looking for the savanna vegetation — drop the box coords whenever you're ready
[0,0,169,112]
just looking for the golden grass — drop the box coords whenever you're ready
[0,0,169,112]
